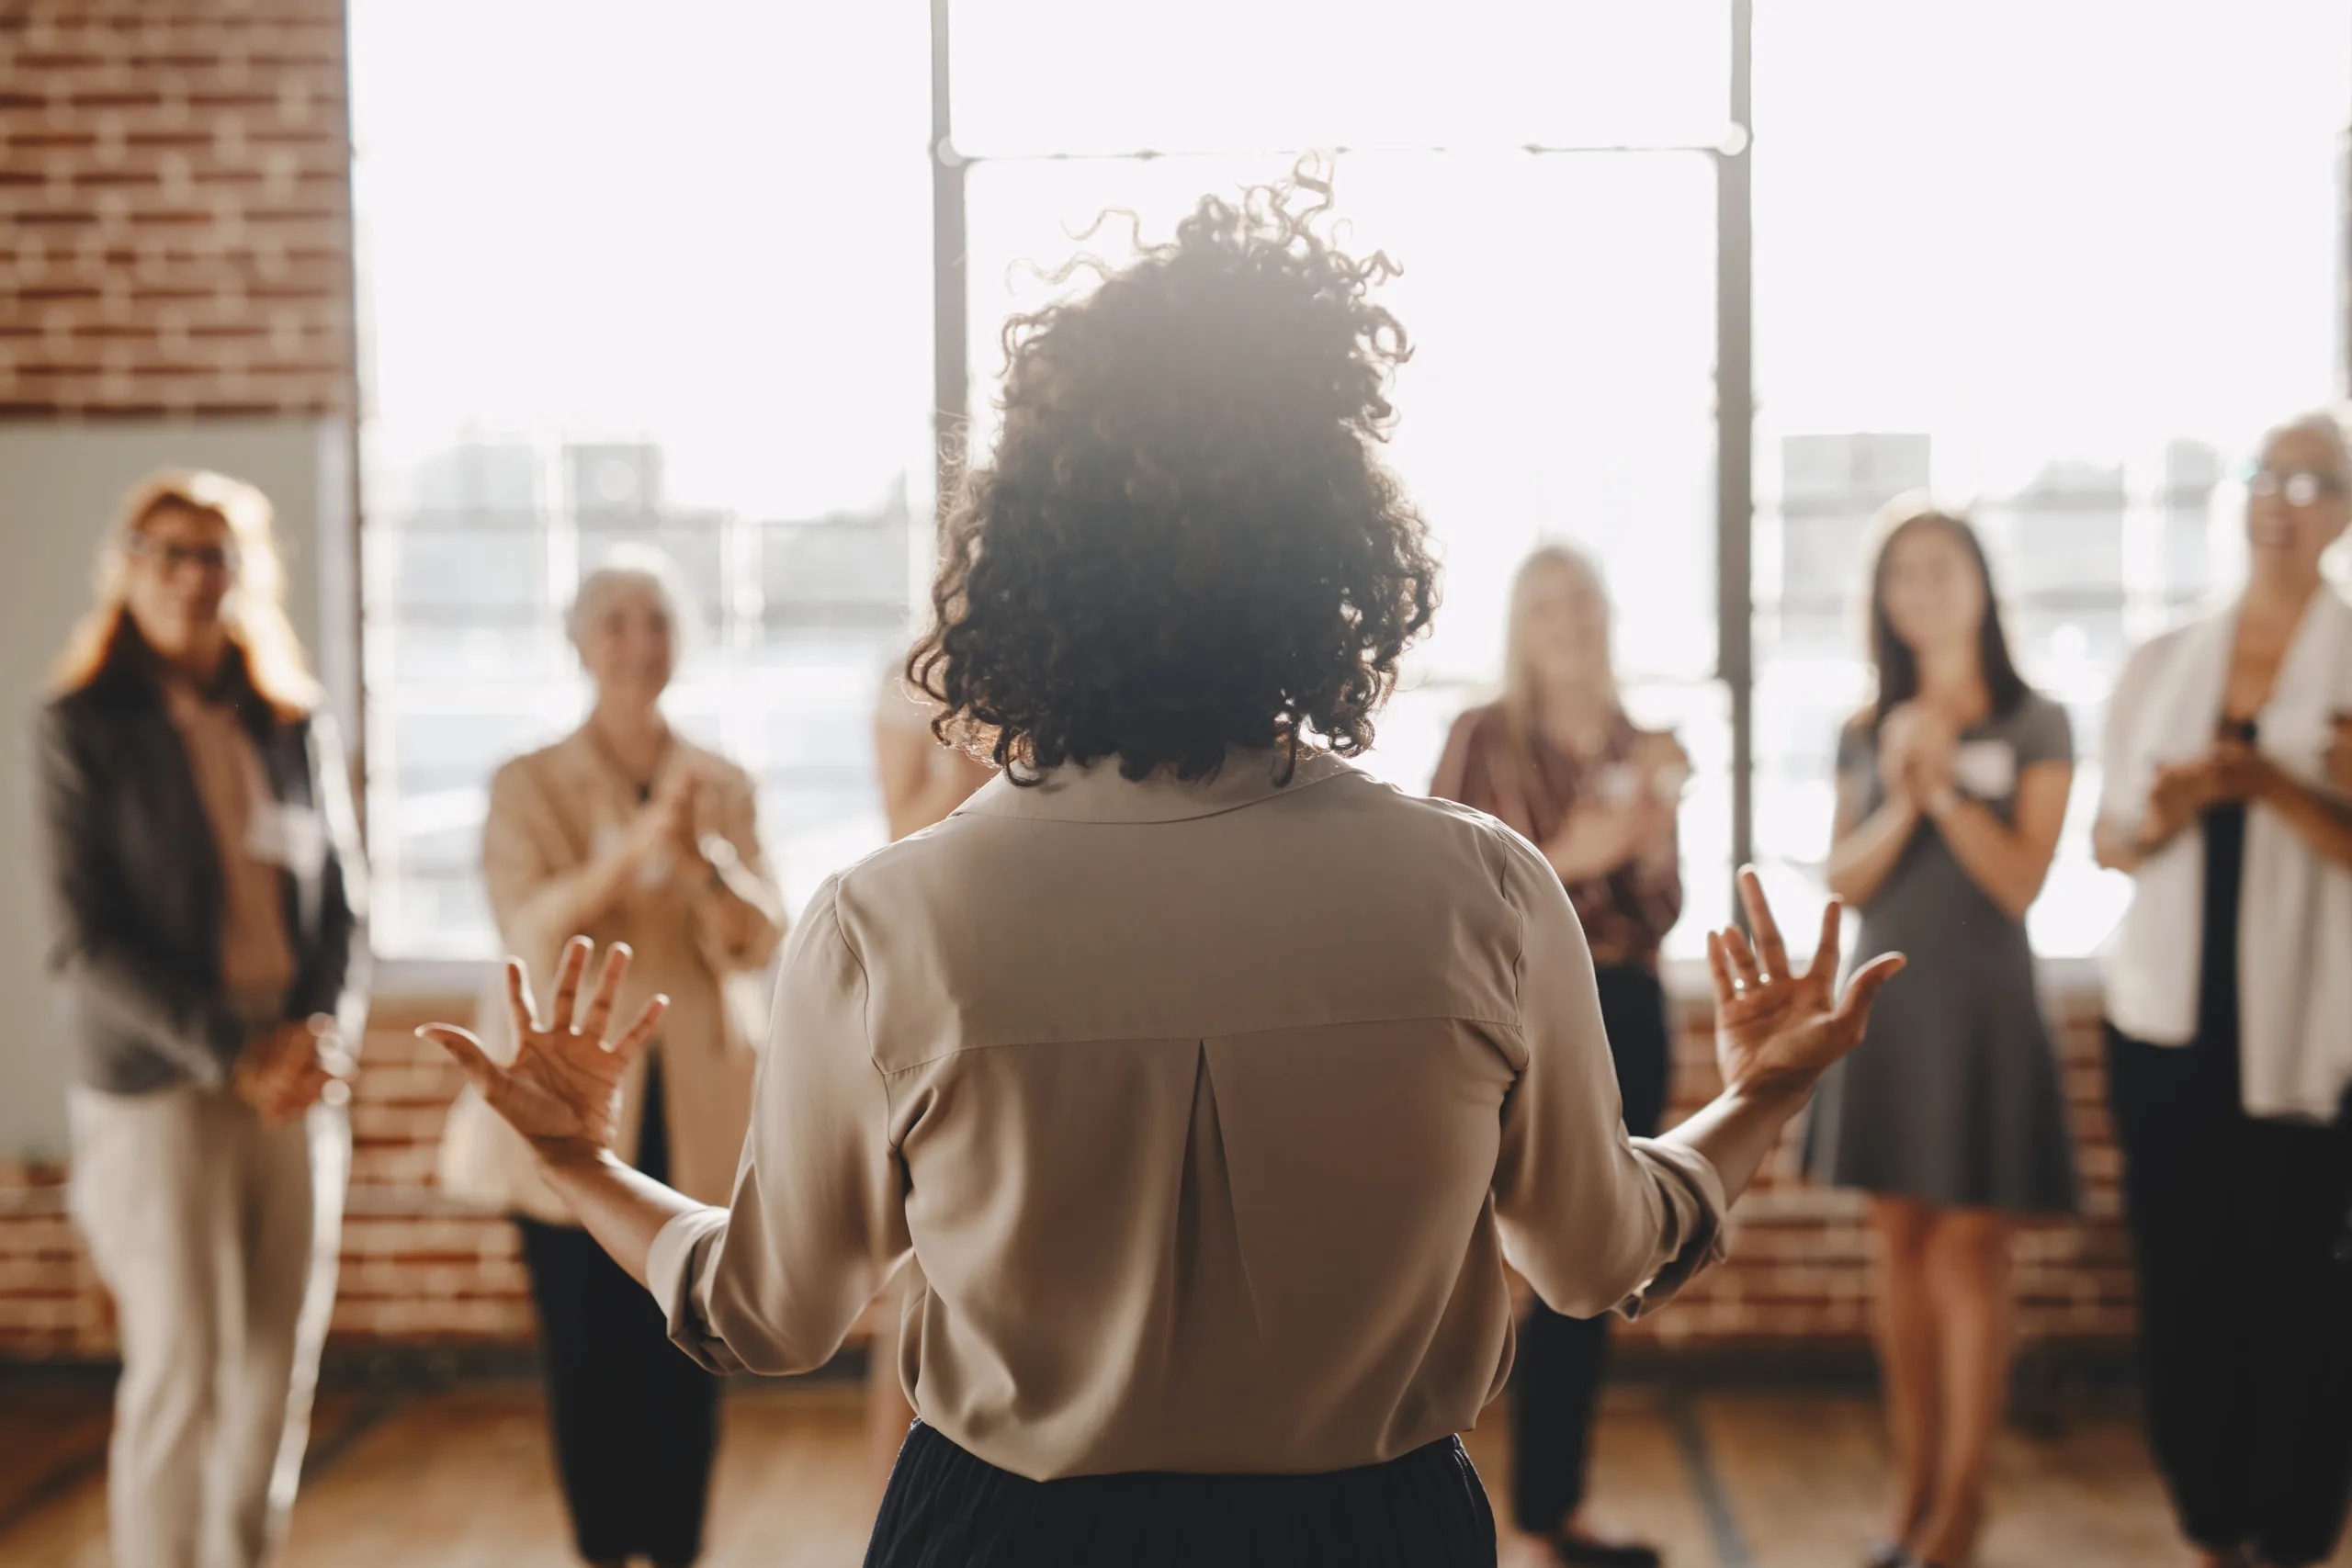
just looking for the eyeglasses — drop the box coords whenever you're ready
[125,535,241,575]
[2244,466,2346,506]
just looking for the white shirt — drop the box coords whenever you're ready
[2099,589,2352,1119]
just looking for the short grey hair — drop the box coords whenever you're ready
[566,544,696,653]
[2262,408,2352,479]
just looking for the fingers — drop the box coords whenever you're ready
[576,942,633,1043]
[548,936,593,1034]
[505,958,538,1042]
[1721,925,1762,990]
[1705,931,1737,1006]
[420,1025,503,1094]
[1833,953,1908,1027]
[605,993,670,1069]
[1810,898,1845,987]
[1735,866,1786,981]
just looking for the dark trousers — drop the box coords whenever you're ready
[1510,964,1674,1536]
[865,1420,1496,1568]
[515,1055,720,1565]
[2107,1023,2352,1567]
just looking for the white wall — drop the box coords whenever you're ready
[0,420,356,1159]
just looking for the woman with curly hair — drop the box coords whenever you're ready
[423,175,1903,1566]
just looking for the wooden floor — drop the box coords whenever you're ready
[3,1376,2345,1567]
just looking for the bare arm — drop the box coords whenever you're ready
[1922,762,2073,920]
[1544,798,1668,884]
[2236,746,2352,872]
[683,773,786,970]
[1826,771,1920,908]
[537,1151,699,1288]
[876,716,991,842]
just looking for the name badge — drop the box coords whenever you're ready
[246,802,327,873]
[1952,739,2018,801]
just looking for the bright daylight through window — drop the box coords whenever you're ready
[351,0,2350,968]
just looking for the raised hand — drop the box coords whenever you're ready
[420,937,668,1167]
[1705,867,1905,1105]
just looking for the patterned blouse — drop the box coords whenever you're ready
[1430,703,1684,971]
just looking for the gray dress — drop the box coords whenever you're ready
[1804,694,2080,1213]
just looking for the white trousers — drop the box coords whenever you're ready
[68,1086,348,1568]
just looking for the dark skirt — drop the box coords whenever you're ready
[864,1421,1498,1568]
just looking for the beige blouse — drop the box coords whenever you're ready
[163,681,298,1006]
[647,750,1725,1480]
[483,728,785,1214]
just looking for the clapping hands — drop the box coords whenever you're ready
[232,1015,349,1125]
[1878,703,1958,809]
[2141,726,2283,849]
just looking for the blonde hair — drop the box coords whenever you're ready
[50,469,317,721]
[1499,542,1618,755]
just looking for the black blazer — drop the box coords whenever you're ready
[36,648,369,1095]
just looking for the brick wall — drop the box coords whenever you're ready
[0,988,2133,1362]
[0,0,355,417]
[1620,992,2132,1349]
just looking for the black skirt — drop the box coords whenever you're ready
[865,1421,1497,1568]
[514,1053,720,1564]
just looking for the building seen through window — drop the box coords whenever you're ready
[350,0,2350,966]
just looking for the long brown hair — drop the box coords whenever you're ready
[1500,543,1619,758]
[1865,497,2027,732]
[50,469,318,722]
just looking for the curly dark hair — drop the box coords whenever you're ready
[910,169,1440,785]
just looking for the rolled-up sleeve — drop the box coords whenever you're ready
[1488,834,1727,1320]
[648,874,910,1374]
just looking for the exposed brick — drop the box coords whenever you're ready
[0,0,351,416]
[0,993,2154,1361]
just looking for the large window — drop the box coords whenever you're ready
[1748,0,2352,958]
[350,2,2349,969]
[350,3,932,956]
[951,1,1738,953]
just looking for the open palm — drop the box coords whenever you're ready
[421,937,669,1164]
[1706,869,1905,1104]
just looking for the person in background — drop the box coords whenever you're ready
[861,660,997,1491]
[424,175,1903,1568]
[1809,501,2077,1568]
[2094,412,2352,1568]
[480,550,786,1568]
[876,658,996,843]
[38,470,367,1568]
[1430,543,1686,1568]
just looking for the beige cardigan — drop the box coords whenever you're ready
[481,727,785,1220]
